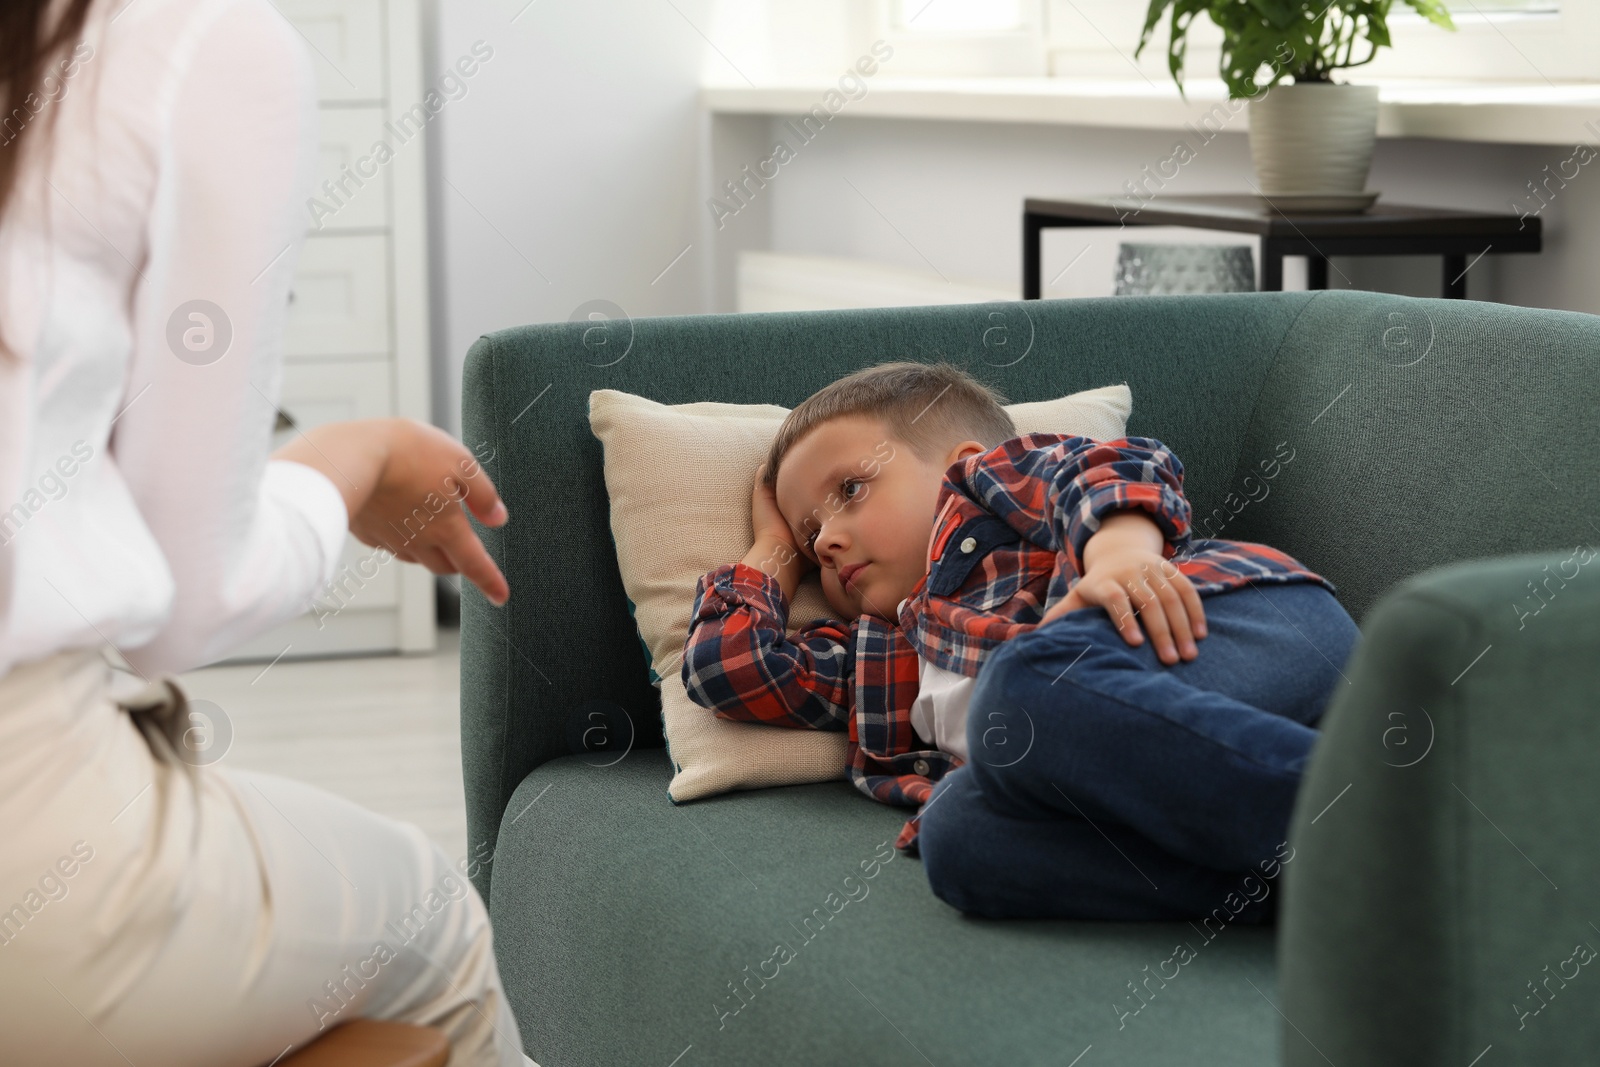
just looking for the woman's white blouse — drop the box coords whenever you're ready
[0,0,348,678]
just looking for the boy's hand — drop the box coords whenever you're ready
[750,463,798,551]
[742,463,813,602]
[1039,511,1207,665]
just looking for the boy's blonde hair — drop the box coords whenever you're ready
[763,361,1017,487]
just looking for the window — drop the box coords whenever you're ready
[860,0,1594,83]
[1045,0,1593,85]
[872,0,1048,75]
[1463,0,1557,9]
[1361,1,1590,83]
[892,0,1027,31]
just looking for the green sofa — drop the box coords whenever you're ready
[460,290,1600,1066]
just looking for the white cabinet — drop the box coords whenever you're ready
[310,107,392,230]
[275,0,386,102]
[285,235,393,357]
[225,0,435,662]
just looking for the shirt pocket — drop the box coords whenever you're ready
[927,514,1030,612]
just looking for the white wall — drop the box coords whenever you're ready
[424,1,1599,432]
[425,0,862,433]
[426,0,716,432]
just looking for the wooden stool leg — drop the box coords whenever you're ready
[1307,254,1329,290]
[1023,211,1044,299]
[1444,253,1468,299]
[268,1020,449,1067]
[1260,240,1285,291]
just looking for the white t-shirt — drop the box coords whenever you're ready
[909,655,976,762]
[0,0,346,678]
[898,595,978,760]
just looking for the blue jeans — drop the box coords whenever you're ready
[917,580,1360,922]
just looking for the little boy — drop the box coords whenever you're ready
[683,362,1359,922]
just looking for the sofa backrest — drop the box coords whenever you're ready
[459,290,1600,899]
[1214,293,1599,629]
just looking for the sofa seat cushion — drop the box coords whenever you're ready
[488,751,1282,1066]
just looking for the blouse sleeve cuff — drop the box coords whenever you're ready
[262,459,349,588]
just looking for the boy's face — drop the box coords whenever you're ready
[774,415,983,622]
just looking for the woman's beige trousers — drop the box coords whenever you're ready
[0,649,533,1067]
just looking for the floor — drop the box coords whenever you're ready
[175,627,469,862]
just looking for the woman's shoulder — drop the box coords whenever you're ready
[95,0,314,89]
[86,0,318,162]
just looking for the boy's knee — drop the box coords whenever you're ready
[990,608,1127,683]
[920,818,978,915]
[918,773,1000,917]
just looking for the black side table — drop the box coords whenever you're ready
[1023,194,1542,300]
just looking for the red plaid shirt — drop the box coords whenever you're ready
[683,433,1336,855]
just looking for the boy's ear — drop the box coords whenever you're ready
[945,439,988,466]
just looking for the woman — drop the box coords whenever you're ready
[0,1,533,1064]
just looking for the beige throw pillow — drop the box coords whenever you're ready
[589,383,1132,803]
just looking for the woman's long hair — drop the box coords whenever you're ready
[0,0,96,361]
[1,0,96,198]
[0,0,96,226]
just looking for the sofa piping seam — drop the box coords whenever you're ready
[1221,290,1326,503]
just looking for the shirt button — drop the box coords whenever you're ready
[913,759,930,776]
[959,536,978,554]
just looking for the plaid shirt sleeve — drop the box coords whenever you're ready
[681,561,852,731]
[950,432,1194,578]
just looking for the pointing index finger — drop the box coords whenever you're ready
[451,453,509,527]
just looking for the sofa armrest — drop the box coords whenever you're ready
[1279,546,1600,1065]
[458,327,667,905]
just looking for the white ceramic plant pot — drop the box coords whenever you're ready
[1246,82,1380,198]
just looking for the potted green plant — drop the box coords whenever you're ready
[1137,0,1455,209]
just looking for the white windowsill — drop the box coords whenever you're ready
[703,77,1600,146]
